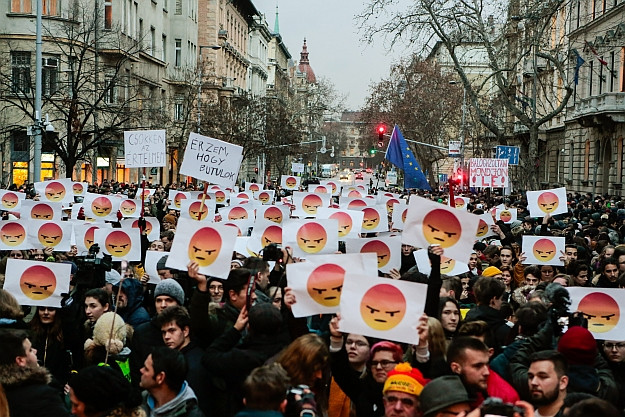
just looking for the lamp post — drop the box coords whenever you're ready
[197,45,221,133]
[33,0,43,182]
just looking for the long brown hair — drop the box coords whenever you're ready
[29,307,64,343]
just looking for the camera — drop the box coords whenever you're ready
[480,397,524,417]
[74,244,113,289]
[285,385,317,417]
[262,243,283,262]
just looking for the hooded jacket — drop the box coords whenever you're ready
[114,278,151,327]
[142,381,204,417]
[0,363,68,417]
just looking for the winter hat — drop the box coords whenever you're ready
[154,279,185,305]
[248,302,283,336]
[557,326,597,365]
[482,266,503,277]
[420,376,470,417]
[156,255,169,271]
[105,269,121,286]
[383,362,428,396]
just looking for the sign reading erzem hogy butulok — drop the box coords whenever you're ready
[124,130,167,168]
[179,133,243,189]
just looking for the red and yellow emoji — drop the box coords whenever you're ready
[249,184,260,192]
[330,211,353,237]
[91,197,113,217]
[499,210,512,223]
[224,222,243,236]
[120,200,137,216]
[307,264,345,307]
[362,208,381,230]
[131,219,153,235]
[532,238,557,262]
[72,183,84,195]
[361,240,391,268]
[258,191,271,204]
[422,209,462,248]
[537,192,559,213]
[105,231,133,258]
[188,227,222,267]
[285,177,298,189]
[454,198,465,209]
[188,201,209,221]
[476,219,489,237]
[38,223,63,247]
[347,199,367,210]
[440,256,457,274]
[401,208,408,223]
[296,222,328,254]
[228,206,249,220]
[174,192,187,208]
[302,194,323,215]
[578,292,620,333]
[141,189,152,199]
[314,186,328,194]
[31,203,54,220]
[261,225,282,247]
[44,182,66,202]
[360,283,406,330]
[20,265,57,300]
[386,199,399,214]
[263,206,284,223]
[84,226,98,249]
[348,190,362,198]
[215,190,226,203]
[1,192,19,209]
[0,222,26,246]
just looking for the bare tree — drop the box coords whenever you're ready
[358,0,574,188]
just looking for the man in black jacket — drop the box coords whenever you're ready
[0,329,68,417]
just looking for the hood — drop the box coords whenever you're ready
[0,364,51,389]
[114,278,145,313]
[146,381,198,416]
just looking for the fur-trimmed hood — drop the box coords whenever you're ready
[0,363,51,389]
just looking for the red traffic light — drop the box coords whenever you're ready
[378,125,385,134]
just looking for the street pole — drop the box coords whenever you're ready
[33,0,43,182]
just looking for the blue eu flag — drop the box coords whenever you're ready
[385,125,431,190]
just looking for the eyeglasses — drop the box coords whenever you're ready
[209,285,223,292]
[604,343,625,350]
[384,395,416,408]
[345,339,369,348]
[371,360,397,369]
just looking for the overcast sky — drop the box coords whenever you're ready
[252,0,413,111]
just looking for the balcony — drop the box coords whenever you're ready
[568,92,625,125]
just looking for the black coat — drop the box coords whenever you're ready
[0,364,68,417]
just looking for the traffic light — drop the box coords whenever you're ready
[254,167,259,174]
[377,125,385,147]
[369,147,377,155]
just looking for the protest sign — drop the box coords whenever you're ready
[179,199,215,222]
[256,205,290,224]
[360,205,389,233]
[280,175,301,190]
[247,219,282,255]
[83,193,121,221]
[320,180,340,196]
[291,163,305,173]
[340,275,426,345]
[0,220,30,250]
[73,223,111,255]
[567,287,625,340]
[255,190,275,205]
[94,228,142,261]
[413,249,469,276]
[0,190,25,211]
[288,253,378,317]
[144,250,169,284]
[124,130,166,167]
[21,200,62,221]
[27,220,72,251]
[469,158,509,188]
[179,133,243,189]
[118,199,141,218]
[345,235,401,274]
[292,191,331,218]
[4,259,71,307]
[390,202,409,231]
[475,213,498,239]
[527,187,568,217]
[521,235,565,266]
[317,207,363,239]
[282,219,339,258]
[495,208,517,224]
[34,179,76,204]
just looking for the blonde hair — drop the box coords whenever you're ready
[427,317,447,359]
[0,289,24,320]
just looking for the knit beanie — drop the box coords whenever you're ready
[482,266,503,277]
[154,279,185,305]
[557,326,597,365]
[383,362,428,396]
[248,302,283,336]
[156,255,169,271]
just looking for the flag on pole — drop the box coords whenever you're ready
[385,125,431,190]
[572,49,585,85]
[585,41,616,79]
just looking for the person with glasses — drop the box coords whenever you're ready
[602,340,625,412]
[381,362,428,417]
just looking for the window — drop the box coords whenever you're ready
[104,72,118,104]
[11,0,32,13]
[175,39,182,67]
[584,140,590,180]
[162,35,167,61]
[43,0,59,15]
[42,56,59,96]
[610,51,615,92]
[104,0,112,29]
[175,0,182,14]
[11,52,31,94]
[589,60,594,96]
[174,96,184,121]
[150,27,156,56]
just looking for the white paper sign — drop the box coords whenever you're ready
[526,187,568,217]
[256,205,290,224]
[21,201,63,221]
[94,228,142,261]
[247,219,282,255]
[340,275,427,345]
[166,218,237,278]
[144,250,169,284]
[390,202,409,231]
[27,220,73,251]
[317,208,363,240]
[292,191,331,218]
[360,205,389,233]
[255,190,275,205]
[413,249,469,276]
[567,287,625,339]
[4,259,71,307]
[292,163,305,173]
[73,223,111,255]
[495,208,517,224]
[0,220,30,250]
[521,235,565,266]
[345,235,401,273]
[469,158,509,188]
[288,253,379,317]
[280,175,301,190]
[475,213,498,239]
[179,132,243,188]
[83,193,121,221]
[179,199,215,222]
[0,190,25,211]
[282,218,339,258]
[124,129,167,167]
[34,179,76,204]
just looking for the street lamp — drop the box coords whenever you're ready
[449,80,467,182]
[197,45,222,133]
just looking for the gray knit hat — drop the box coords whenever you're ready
[154,279,184,305]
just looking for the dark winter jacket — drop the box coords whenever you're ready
[114,278,151,327]
[142,381,204,417]
[180,342,211,417]
[464,304,511,353]
[0,364,68,417]
[190,288,240,349]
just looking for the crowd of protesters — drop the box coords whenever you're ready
[0,177,624,417]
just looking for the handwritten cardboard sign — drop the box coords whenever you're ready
[179,133,243,188]
[124,129,166,167]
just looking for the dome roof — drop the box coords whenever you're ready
[297,38,316,84]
